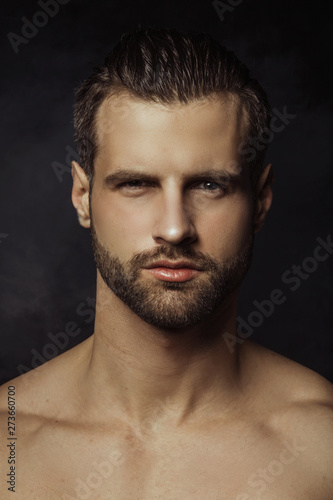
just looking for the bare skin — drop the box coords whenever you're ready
[1,95,332,499]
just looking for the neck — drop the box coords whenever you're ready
[80,274,243,433]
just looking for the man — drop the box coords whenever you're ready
[1,28,332,499]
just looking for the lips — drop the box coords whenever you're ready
[144,260,202,271]
[143,260,202,282]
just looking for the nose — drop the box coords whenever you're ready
[152,189,197,246]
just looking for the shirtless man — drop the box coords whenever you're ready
[1,28,332,499]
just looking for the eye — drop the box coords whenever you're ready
[193,181,226,194]
[199,181,220,190]
[116,179,157,196]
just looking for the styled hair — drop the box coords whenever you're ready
[74,27,271,188]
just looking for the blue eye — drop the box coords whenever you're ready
[195,181,224,191]
[191,180,227,197]
[201,181,220,190]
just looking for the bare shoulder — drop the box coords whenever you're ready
[0,336,92,424]
[243,339,333,395]
[0,337,93,498]
[242,341,333,493]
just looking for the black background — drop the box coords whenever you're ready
[1,0,332,384]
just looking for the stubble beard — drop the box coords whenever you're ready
[90,219,254,330]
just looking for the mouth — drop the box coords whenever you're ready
[144,260,203,271]
[143,260,203,282]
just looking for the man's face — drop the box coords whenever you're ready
[89,94,255,329]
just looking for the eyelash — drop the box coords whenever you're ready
[118,180,227,193]
[119,180,149,189]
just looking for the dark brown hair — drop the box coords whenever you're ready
[74,27,271,188]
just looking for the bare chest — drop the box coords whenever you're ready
[13,422,314,500]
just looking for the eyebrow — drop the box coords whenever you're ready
[102,168,242,188]
[103,169,158,187]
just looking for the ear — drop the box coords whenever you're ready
[71,161,91,228]
[253,163,274,234]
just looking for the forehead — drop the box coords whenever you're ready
[94,92,248,175]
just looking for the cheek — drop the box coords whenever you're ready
[198,198,254,257]
[91,195,153,255]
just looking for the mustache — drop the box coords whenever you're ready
[126,245,220,272]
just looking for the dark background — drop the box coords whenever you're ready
[1,0,332,384]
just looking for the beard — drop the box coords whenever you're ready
[90,219,254,329]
